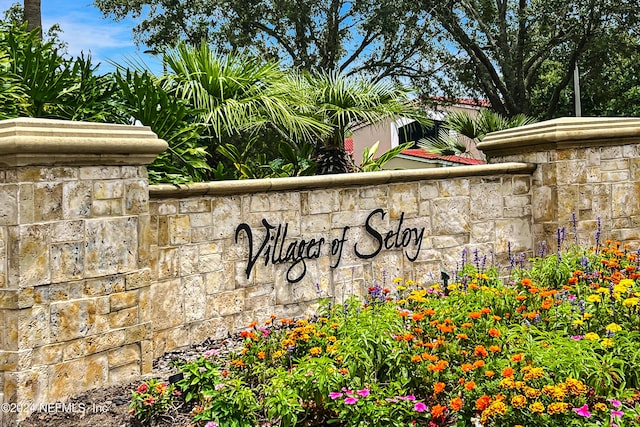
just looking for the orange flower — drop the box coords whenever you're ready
[422,353,438,362]
[485,370,495,378]
[450,397,463,411]
[469,312,482,319]
[257,351,266,360]
[488,328,501,338]
[511,353,525,362]
[474,345,488,358]
[437,323,456,333]
[461,363,473,372]
[540,299,554,310]
[424,308,436,316]
[480,308,491,315]
[516,295,527,301]
[431,404,446,419]
[475,395,492,411]
[428,360,449,372]
[465,381,476,391]
[489,345,501,353]
[461,322,473,328]
[411,355,422,363]
[473,360,485,369]
[433,382,446,394]
[521,278,532,287]
[412,312,425,321]
[502,367,514,377]
[456,333,469,340]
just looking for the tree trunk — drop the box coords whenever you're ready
[24,0,42,38]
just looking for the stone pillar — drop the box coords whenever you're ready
[479,117,640,250]
[0,118,166,424]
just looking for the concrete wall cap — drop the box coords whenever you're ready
[150,162,536,198]
[0,117,168,166]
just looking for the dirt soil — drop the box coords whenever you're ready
[22,337,241,427]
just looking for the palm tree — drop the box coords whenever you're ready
[162,43,327,144]
[419,109,537,157]
[23,0,41,38]
[300,72,430,175]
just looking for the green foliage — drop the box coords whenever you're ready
[359,141,414,172]
[419,109,536,157]
[129,378,178,425]
[114,69,210,184]
[0,22,120,122]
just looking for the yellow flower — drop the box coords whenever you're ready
[547,402,569,415]
[397,285,407,291]
[584,332,600,341]
[511,395,527,408]
[619,278,634,288]
[582,313,593,320]
[596,287,609,294]
[601,338,615,348]
[623,297,639,307]
[524,387,541,399]
[572,319,584,326]
[529,402,545,414]
[393,277,404,283]
[606,323,623,333]
[594,402,607,411]
[586,294,601,303]
[523,367,545,381]
[564,378,587,396]
[272,350,285,359]
[309,347,322,356]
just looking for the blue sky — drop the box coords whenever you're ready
[0,0,162,73]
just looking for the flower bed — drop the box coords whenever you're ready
[131,236,640,426]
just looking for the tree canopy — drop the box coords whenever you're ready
[93,0,440,82]
[421,0,640,118]
[93,0,640,119]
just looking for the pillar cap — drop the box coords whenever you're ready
[0,117,168,166]
[478,117,640,157]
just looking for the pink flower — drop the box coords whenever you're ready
[611,409,624,418]
[414,402,427,412]
[573,404,591,418]
[344,397,359,405]
[203,349,219,358]
[329,392,343,400]
[608,399,622,408]
[402,395,416,401]
[135,383,148,393]
[357,389,370,398]
[205,422,219,427]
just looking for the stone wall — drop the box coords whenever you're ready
[147,164,535,358]
[2,116,640,424]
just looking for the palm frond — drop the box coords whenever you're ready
[417,130,468,156]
